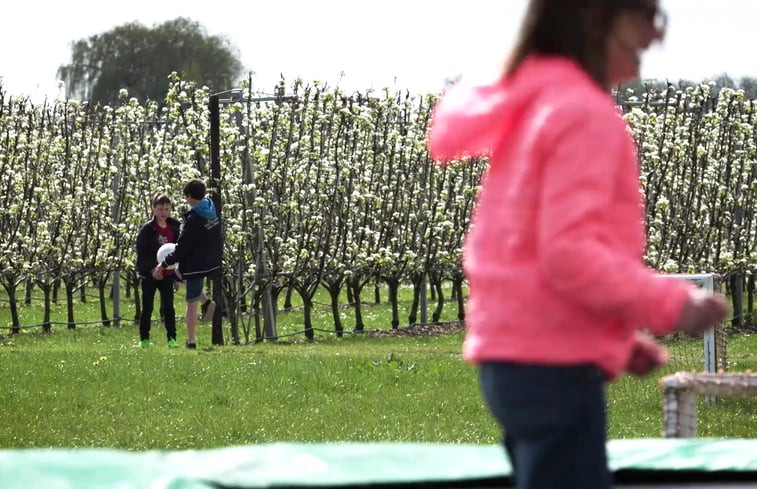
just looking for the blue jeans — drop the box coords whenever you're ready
[479,362,611,489]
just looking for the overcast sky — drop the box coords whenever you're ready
[1,0,754,102]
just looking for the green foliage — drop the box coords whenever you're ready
[0,77,755,336]
[57,17,243,105]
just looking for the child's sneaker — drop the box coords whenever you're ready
[140,339,150,349]
[185,342,197,350]
[167,338,179,348]
[200,300,216,323]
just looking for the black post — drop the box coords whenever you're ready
[209,95,224,345]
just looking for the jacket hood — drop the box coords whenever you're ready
[193,197,217,220]
[428,56,598,162]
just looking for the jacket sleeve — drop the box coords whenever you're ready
[135,225,151,275]
[536,107,691,335]
[170,220,182,281]
[163,215,197,268]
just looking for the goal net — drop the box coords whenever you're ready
[607,273,728,435]
[661,372,757,437]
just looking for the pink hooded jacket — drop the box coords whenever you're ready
[428,56,692,379]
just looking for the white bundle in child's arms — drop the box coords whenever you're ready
[156,243,178,270]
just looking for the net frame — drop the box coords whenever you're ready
[660,372,757,438]
[665,274,728,375]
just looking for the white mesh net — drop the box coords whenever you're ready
[661,372,757,437]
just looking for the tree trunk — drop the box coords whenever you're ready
[730,272,743,329]
[303,295,314,341]
[350,278,365,332]
[98,278,111,327]
[294,283,318,341]
[253,292,262,342]
[408,273,423,325]
[326,282,344,337]
[40,283,52,333]
[240,287,248,315]
[283,286,294,310]
[64,279,76,330]
[747,272,754,327]
[24,280,33,305]
[124,275,132,299]
[224,288,240,345]
[431,276,444,322]
[52,278,60,304]
[386,277,400,329]
[3,281,21,334]
[453,276,466,322]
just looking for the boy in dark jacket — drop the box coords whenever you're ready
[136,194,181,349]
[154,179,221,349]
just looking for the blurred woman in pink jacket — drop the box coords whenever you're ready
[428,1,727,488]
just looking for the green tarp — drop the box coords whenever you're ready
[1,439,756,488]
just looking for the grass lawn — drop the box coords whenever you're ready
[0,283,755,449]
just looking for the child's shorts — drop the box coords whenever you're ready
[185,277,204,303]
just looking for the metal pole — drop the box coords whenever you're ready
[209,95,224,345]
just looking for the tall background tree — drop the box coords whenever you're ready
[57,17,244,105]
